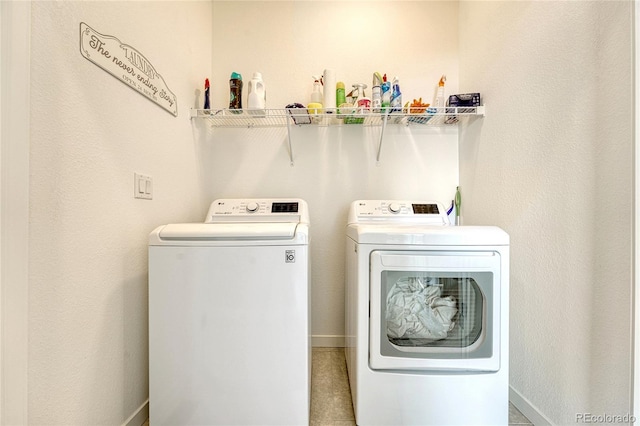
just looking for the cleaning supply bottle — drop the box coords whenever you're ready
[229,71,243,113]
[351,83,367,104]
[307,76,324,116]
[323,69,336,113]
[336,82,346,114]
[372,86,381,112]
[390,77,402,113]
[454,185,461,225]
[380,74,391,114]
[354,83,370,112]
[371,72,383,113]
[204,78,210,109]
[434,74,446,110]
[247,72,266,116]
[311,76,323,105]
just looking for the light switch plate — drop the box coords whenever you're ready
[134,173,152,200]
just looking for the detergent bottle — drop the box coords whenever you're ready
[247,72,266,116]
[229,71,243,113]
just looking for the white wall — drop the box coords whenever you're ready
[1,1,30,423]
[209,1,461,346]
[459,1,633,424]
[28,2,212,423]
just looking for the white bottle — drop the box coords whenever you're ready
[434,74,446,109]
[310,76,323,104]
[322,69,336,113]
[247,72,266,116]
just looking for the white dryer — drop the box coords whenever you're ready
[345,200,509,425]
[149,199,310,426]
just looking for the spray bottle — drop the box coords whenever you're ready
[307,76,324,115]
[435,75,446,110]
[311,76,323,105]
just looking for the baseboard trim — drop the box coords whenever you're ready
[123,399,149,426]
[312,335,344,347]
[510,386,553,425]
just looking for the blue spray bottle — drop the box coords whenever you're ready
[390,76,402,113]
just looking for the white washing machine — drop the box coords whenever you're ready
[345,200,509,425]
[149,198,310,426]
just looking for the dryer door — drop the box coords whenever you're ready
[369,250,501,372]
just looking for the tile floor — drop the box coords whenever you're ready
[311,348,357,425]
[310,347,533,426]
[145,347,533,425]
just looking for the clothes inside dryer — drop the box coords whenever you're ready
[386,276,458,341]
[381,271,486,350]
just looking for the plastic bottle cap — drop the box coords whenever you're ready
[230,72,242,80]
[337,82,345,89]
[252,72,262,79]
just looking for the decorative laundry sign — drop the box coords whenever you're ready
[79,22,178,117]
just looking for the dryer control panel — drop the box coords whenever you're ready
[206,198,309,224]
[348,200,449,225]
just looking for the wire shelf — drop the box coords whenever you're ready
[190,106,485,128]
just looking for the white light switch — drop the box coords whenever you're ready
[134,173,152,200]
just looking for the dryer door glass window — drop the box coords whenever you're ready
[369,250,502,372]
[384,272,485,350]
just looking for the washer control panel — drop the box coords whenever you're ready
[206,198,308,223]
[349,200,448,224]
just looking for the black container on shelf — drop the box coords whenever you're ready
[448,93,481,110]
[229,72,243,113]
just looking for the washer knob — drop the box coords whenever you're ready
[388,203,401,213]
[246,202,259,213]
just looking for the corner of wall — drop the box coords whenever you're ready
[0,1,30,424]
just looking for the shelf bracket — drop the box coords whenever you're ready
[285,115,294,166]
[376,111,389,162]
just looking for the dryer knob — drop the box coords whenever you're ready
[388,203,401,213]
[246,202,259,213]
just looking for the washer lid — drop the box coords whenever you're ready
[156,223,298,241]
